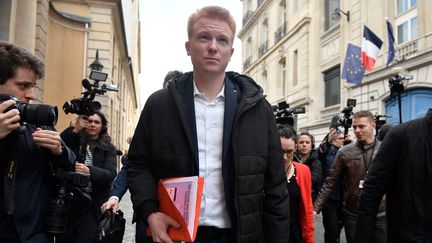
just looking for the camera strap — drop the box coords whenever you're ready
[3,137,17,215]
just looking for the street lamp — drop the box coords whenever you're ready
[90,50,104,71]
[89,50,107,82]
[332,8,350,22]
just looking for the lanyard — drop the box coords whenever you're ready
[362,141,376,172]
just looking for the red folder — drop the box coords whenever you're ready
[147,176,204,242]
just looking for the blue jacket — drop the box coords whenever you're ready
[0,125,75,243]
[110,165,128,200]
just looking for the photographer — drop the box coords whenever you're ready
[59,111,117,243]
[317,128,351,243]
[0,41,75,243]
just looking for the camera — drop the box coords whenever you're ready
[62,70,118,116]
[0,94,58,127]
[273,100,306,127]
[46,168,92,234]
[330,98,356,137]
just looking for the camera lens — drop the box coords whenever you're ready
[20,103,58,126]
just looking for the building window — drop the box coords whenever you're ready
[324,67,340,107]
[258,19,269,57]
[385,88,431,124]
[243,37,253,70]
[325,0,339,30]
[397,0,416,15]
[281,58,287,96]
[293,49,298,86]
[396,0,417,44]
[0,0,12,41]
[277,57,286,98]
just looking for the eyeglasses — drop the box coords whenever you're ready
[282,149,295,157]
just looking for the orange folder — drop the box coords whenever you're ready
[147,176,204,242]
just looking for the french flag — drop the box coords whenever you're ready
[361,25,383,71]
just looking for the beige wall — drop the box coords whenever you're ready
[44,8,86,130]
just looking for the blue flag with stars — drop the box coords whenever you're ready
[341,43,365,84]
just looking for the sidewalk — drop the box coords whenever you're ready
[119,190,347,243]
[118,190,136,242]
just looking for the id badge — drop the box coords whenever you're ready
[359,179,364,189]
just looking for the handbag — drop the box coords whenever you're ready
[96,209,126,243]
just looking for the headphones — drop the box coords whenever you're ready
[298,131,315,149]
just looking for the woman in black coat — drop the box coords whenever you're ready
[59,112,117,243]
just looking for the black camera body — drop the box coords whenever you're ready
[0,94,58,128]
[46,168,92,234]
[330,98,357,137]
[63,70,118,116]
[273,100,306,127]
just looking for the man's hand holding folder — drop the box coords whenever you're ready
[148,212,181,243]
[147,176,204,243]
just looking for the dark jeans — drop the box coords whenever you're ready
[322,199,344,243]
[343,214,387,243]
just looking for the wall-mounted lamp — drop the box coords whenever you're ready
[332,8,350,22]
[90,50,104,71]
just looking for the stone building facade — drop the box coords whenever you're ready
[239,0,432,140]
[0,0,140,161]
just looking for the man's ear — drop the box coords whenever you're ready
[185,41,191,56]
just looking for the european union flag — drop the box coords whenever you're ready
[386,19,395,67]
[341,43,365,84]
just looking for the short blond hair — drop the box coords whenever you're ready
[187,6,236,42]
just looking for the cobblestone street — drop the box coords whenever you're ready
[119,190,346,243]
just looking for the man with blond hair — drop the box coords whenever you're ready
[127,6,289,243]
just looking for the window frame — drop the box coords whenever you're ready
[323,67,341,107]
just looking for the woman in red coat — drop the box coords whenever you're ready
[279,126,314,243]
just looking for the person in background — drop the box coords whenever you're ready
[59,111,117,243]
[376,124,393,141]
[163,70,183,89]
[101,149,151,243]
[0,41,75,243]
[279,126,314,243]
[355,110,432,243]
[127,6,289,243]
[294,131,322,201]
[317,128,351,243]
[313,111,387,243]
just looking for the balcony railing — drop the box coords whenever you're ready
[242,10,254,25]
[258,40,269,58]
[397,38,418,59]
[243,56,252,70]
[274,22,287,44]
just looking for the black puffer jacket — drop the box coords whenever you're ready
[127,72,289,243]
[355,110,432,243]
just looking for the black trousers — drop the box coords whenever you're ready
[322,199,344,243]
[56,207,97,243]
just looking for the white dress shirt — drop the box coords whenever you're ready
[193,81,231,228]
